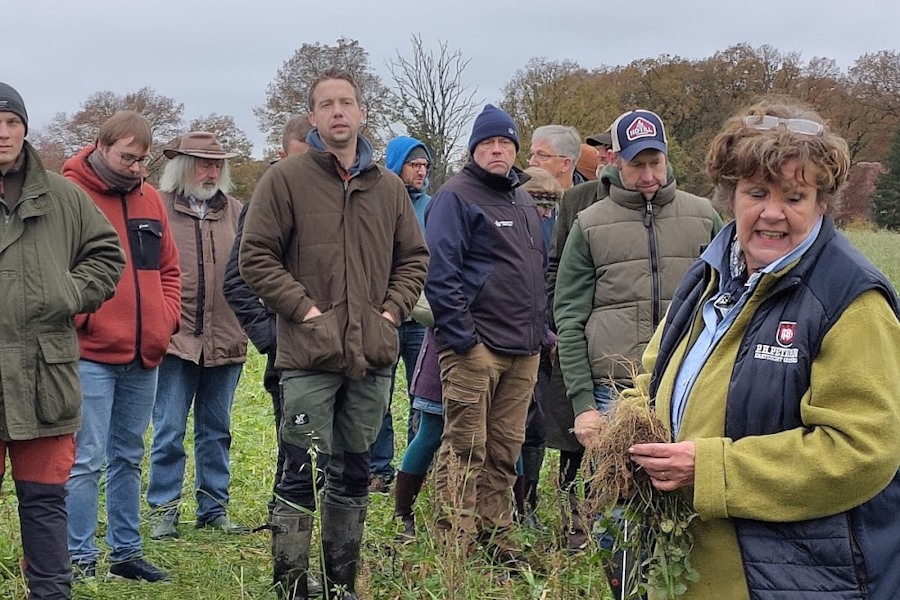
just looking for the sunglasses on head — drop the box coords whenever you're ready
[742,115,824,136]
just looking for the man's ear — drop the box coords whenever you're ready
[607,150,618,167]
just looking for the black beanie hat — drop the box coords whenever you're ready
[468,104,519,155]
[0,82,28,135]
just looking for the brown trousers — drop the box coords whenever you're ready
[434,343,539,543]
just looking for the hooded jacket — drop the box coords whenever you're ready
[554,168,721,416]
[240,132,429,381]
[63,146,181,368]
[385,136,432,230]
[424,161,547,356]
[0,142,125,440]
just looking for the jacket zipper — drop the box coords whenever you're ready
[513,195,539,350]
[645,200,662,327]
[121,196,143,361]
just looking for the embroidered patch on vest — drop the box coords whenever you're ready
[776,321,797,347]
[293,413,309,426]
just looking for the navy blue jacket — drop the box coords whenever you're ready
[424,161,547,356]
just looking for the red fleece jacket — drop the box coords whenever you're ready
[63,146,181,367]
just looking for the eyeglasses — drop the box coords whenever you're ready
[742,115,824,136]
[528,151,565,161]
[404,161,429,172]
[112,147,152,167]
[528,192,560,205]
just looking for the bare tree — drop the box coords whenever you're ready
[254,37,392,153]
[41,87,183,159]
[387,34,479,187]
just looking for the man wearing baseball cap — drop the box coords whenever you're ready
[424,104,549,569]
[553,109,722,596]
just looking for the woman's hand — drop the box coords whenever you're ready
[630,441,696,492]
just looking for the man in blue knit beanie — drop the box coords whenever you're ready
[424,104,549,571]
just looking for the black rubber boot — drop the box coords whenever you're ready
[271,501,313,600]
[392,471,425,541]
[520,445,545,528]
[321,502,367,600]
[16,480,72,600]
[513,475,528,523]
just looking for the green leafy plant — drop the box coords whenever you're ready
[583,397,699,599]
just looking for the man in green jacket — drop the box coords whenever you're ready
[0,82,125,600]
[240,69,428,600]
[553,109,721,596]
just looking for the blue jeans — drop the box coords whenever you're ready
[369,320,425,479]
[67,359,158,564]
[147,355,243,524]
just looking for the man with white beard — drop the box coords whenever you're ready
[147,132,249,541]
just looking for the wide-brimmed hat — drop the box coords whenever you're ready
[163,131,238,159]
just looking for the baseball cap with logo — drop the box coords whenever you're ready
[611,110,667,161]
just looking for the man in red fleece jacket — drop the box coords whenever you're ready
[62,110,181,583]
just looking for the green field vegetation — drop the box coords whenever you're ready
[1,228,896,599]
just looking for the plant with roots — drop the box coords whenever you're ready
[581,387,699,599]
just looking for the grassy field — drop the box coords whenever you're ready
[1,228,897,599]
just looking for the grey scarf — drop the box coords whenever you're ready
[87,149,142,195]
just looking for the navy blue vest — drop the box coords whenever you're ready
[651,219,900,600]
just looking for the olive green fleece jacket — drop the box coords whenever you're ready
[554,170,721,416]
[622,275,900,599]
[0,143,125,440]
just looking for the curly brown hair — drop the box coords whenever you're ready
[706,97,850,215]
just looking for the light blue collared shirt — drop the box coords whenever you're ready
[669,217,823,437]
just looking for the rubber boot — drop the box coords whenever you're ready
[321,502,367,600]
[520,445,545,528]
[16,480,72,600]
[392,471,425,541]
[271,501,313,600]
[561,485,588,551]
[513,475,527,523]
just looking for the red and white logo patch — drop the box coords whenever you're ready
[626,117,657,141]
[776,321,797,348]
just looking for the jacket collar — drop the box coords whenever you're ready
[463,161,530,192]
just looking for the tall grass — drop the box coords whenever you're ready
[1,228,895,599]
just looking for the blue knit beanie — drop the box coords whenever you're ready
[0,82,28,135]
[467,104,519,155]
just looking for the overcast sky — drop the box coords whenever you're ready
[5,0,896,157]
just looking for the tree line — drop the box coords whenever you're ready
[29,39,900,226]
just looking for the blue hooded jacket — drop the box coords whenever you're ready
[385,136,432,230]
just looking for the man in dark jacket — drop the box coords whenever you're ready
[424,104,546,568]
[224,115,311,510]
[366,135,433,494]
[240,69,428,600]
[223,116,322,597]
[0,82,125,600]
[63,111,180,583]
